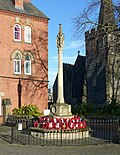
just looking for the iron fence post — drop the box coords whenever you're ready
[11,119,14,144]
[60,126,62,146]
[42,130,44,147]
[108,118,112,143]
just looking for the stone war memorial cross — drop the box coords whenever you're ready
[31,25,88,137]
[50,24,72,117]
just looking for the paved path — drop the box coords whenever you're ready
[0,138,120,155]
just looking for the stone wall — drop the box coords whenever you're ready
[85,29,107,107]
[106,29,120,103]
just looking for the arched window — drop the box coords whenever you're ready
[14,53,21,74]
[24,26,31,43]
[24,54,31,75]
[14,24,21,41]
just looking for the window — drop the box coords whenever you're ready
[14,24,21,41]
[24,54,31,75]
[24,26,31,43]
[14,53,21,74]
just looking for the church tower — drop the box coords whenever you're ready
[99,0,120,103]
[98,0,115,28]
[85,0,120,108]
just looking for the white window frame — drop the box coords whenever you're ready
[24,55,31,75]
[14,54,21,74]
[14,24,21,42]
[24,26,31,43]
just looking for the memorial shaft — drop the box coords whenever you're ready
[56,24,65,104]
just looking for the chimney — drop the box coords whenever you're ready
[11,0,24,10]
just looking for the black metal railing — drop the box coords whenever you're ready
[1,116,120,146]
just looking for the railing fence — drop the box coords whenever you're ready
[0,116,119,146]
[0,117,120,146]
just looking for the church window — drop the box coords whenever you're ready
[24,54,31,75]
[14,24,21,41]
[14,53,21,74]
[24,26,31,43]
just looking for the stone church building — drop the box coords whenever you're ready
[53,54,86,107]
[53,0,120,109]
[0,0,49,122]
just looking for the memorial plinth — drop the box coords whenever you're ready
[31,128,90,139]
[50,103,72,117]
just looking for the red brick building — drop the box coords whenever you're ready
[0,0,49,120]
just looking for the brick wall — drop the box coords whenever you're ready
[0,11,48,116]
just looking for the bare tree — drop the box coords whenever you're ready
[72,0,120,37]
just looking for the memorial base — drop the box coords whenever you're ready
[30,128,90,139]
[50,103,72,117]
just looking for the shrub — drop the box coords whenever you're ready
[100,101,120,116]
[72,102,94,116]
[12,104,43,117]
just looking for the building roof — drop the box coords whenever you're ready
[74,54,86,68]
[0,0,49,19]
